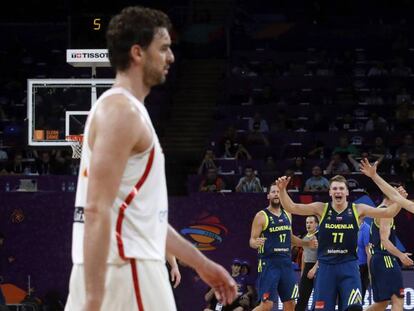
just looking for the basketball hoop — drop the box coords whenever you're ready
[66,135,83,159]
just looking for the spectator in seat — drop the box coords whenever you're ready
[240,260,256,306]
[315,61,334,76]
[199,168,225,192]
[34,150,57,175]
[235,144,252,161]
[304,166,329,192]
[290,157,306,174]
[52,150,73,175]
[222,139,238,159]
[197,149,217,175]
[395,100,414,131]
[367,61,388,77]
[364,112,388,132]
[284,168,302,191]
[248,112,269,133]
[246,122,269,147]
[365,89,384,106]
[332,135,359,157]
[396,88,412,105]
[325,153,350,175]
[221,125,239,145]
[369,136,392,161]
[0,147,7,161]
[7,152,28,174]
[393,152,413,184]
[307,141,329,160]
[396,134,414,160]
[347,151,384,172]
[204,258,254,311]
[235,166,262,193]
[262,155,279,176]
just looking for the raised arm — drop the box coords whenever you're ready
[360,158,414,212]
[357,202,401,219]
[166,225,237,305]
[276,176,324,217]
[379,218,413,267]
[358,186,408,219]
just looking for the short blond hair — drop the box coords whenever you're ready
[329,175,348,189]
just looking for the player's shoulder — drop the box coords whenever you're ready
[283,210,293,223]
[254,209,267,221]
[99,93,136,111]
[96,93,144,124]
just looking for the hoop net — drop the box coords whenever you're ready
[66,135,83,159]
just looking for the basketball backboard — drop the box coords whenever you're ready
[27,79,114,146]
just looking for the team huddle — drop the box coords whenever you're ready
[248,158,414,311]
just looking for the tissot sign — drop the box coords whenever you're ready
[66,49,110,67]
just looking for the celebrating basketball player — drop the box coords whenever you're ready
[360,158,414,213]
[64,6,236,311]
[276,174,405,311]
[360,158,414,311]
[366,188,413,311]
[249,182,317,311]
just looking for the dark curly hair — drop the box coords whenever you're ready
[106,6,172,71]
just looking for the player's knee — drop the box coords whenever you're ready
[345,304,363,311]
[391,294,403,308]
[282,299,295,311]
[260,300,274,311]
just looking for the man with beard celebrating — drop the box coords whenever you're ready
[276,175,402,311]
[249,182,316,311]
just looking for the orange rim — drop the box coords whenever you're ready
[66,135,83,142]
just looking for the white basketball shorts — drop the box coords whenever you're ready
[65,259,177,311]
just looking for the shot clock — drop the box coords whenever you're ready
[70,15,111,48]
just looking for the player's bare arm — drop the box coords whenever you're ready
[307,261,318,280]
[379,218,413,267]
[249,211,267,249]
[166,225,237,305]
[360,158,414,212]
[83,95,150,310]
[291,234,318,249]
[291,234,303,247]
[276,176,324,217]
[357,202,401,219]
[357,186,408,219]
